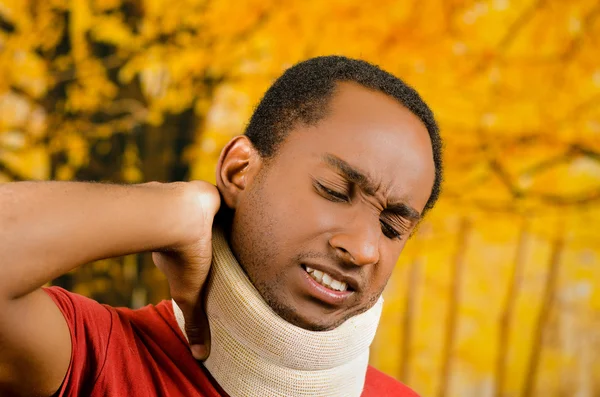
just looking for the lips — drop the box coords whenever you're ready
[299,263,360,306]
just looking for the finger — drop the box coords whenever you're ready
[183,290,211,361]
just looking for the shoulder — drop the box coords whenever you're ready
[116,299,186,341]
[363,366,420,397]
[41,287,117,396]
[43,288,194,396]
[43,286,185,350]
[112,299,191,359]
[42,286,114,344]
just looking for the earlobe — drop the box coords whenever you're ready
[215,136,258,209]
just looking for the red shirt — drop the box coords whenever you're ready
[44,286,419,397]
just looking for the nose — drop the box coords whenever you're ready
[328,215,380,267]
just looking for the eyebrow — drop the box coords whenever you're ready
[322,153,422,222]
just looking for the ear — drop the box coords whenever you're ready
[215,135,261,209]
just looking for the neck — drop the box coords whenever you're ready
[173,227,383,397]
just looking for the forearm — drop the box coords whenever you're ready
[0,181,192,300]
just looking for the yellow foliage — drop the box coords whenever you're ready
[0,0,599,396]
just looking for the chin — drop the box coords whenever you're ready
[260,296,333,331]
[275,303,348,331]
[255,282,350,331]
[294,317,336,332]
[290,316,339,332]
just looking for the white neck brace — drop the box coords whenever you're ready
[173,228,383,397]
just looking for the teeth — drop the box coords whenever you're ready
[313,270,324,282]
[305,266,348,292]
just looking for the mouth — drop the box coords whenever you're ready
[303,265,353,292]
[300,264,355,306]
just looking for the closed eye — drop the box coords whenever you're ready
[314,178,408,240]
[314,181,349,202]
[380,220,403,240]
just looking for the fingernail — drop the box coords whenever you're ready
[191,344,207,360]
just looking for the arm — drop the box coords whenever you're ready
[0,181,219,396]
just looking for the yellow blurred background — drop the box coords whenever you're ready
[1,0,599,396]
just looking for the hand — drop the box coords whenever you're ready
[151,181,221,361]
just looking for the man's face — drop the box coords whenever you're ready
[228,82,435,331]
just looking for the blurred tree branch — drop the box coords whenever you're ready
[466,0,548,77]
[0,161,26,181]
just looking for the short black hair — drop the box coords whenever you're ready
[244,55,443,215]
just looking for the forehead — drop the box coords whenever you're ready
[275,82,435,211]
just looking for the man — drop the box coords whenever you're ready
[0,56,442,396]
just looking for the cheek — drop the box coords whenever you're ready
[370,241,407,288]
[235,177,316,265]
[258,177,332,241]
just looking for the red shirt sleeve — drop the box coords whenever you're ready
[43,286,113,397]
[363,366,420,397]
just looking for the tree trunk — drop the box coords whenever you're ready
[399,257,421,382]
[136,108,200,306]
[522,227,564,397]
[494,218,529,397]
[438,217,471,397]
